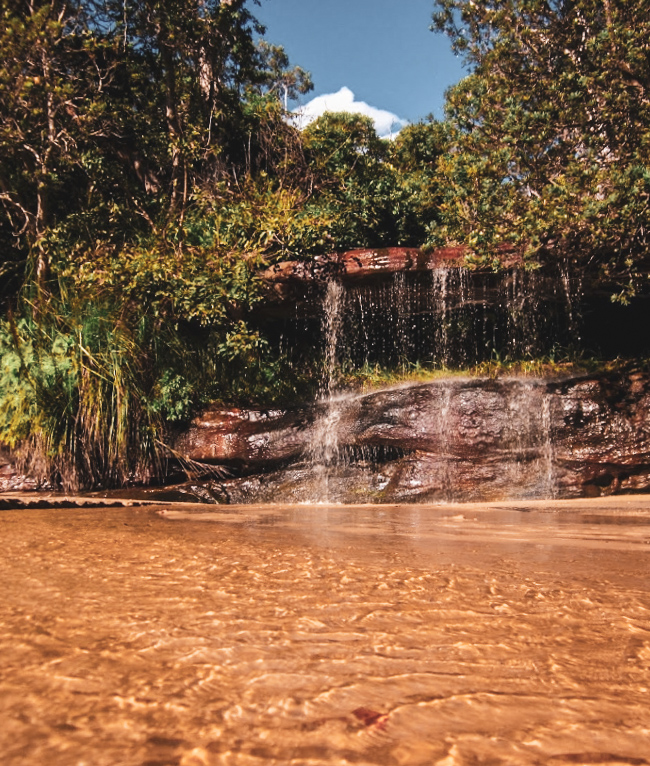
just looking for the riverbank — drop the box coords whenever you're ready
[0,492,156,510]
[4,490,650,517]
[4,490,650,514]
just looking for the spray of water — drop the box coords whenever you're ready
[504,381,557,498]
[560,261,583,346]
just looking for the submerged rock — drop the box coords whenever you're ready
[171,372,650,503]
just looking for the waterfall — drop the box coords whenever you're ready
[338,265,581,371]
[298,265,572,503]
[307,281,346,502]
[504,382,557,498]
[431,266,473,367]
[560,262,583,346]
[433,381,455,501]
[322,280,344,397]
[392,271,412,370]
[540,391,557,498]
[277,259,585,377]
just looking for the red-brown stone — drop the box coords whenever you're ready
[171,372,650,503]
[261,245,525,287]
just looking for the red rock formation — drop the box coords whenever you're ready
[261,245,522,287]
[174,407,310,467]
[258,245,527,317]
[171,372,650,503]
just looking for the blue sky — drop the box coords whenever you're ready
[255,0,467,136]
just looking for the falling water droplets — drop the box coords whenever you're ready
[308,281,346,502]
[301,264,579,501]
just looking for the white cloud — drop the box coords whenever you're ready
[292,86,408,139]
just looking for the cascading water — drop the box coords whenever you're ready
[503,381,556,498]
[540,391,557,497]
[333,265,580,372]
[431,266,474,367]
[560,261,584,344]
[320,280,344,399]
[300,264,578,502]
[307,280,347,502]
[430,381,455,501]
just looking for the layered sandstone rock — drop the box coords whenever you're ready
[172,372,650,503]
[261,245,520,286]
[174,407,311,468]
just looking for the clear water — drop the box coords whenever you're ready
[2,496,649,765]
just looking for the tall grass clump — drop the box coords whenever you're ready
[0,277,312,491]
[0,297,164,491]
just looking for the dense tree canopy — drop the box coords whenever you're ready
[432,0,650,296]
[0,0,447,489]
[0,0,272,289]
[0,0,317,486]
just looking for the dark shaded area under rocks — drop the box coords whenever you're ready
[257,247,650,365]
[166,371,650,504]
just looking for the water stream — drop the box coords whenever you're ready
[503,381,557,499]
[308,281,346,502]
[2,248,647,766]
[0,265,644,765]
[334,265,580,370]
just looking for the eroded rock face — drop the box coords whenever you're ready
[261,246,518,286]
[172,372,650,503]
[259,246,521,316]
[174,407,313,468]
[549,373,650,496]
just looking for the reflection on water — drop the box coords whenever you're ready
[1,497,650,765]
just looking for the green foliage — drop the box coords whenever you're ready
[0,300,162,490]
[185,178,336,260]
[431,0,650,290]
[0,0,307,293]
[389,120,449,246]
[56,237,262,327]
[0,275,308,489]
[301,112,412,248]
[340,355,638,392]
[303,112,395,247]
[4,0,649,490]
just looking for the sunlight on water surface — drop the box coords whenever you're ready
[1,497,649,765]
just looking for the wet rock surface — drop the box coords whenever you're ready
[171,372,650,503]
[260,248,545,327]
[262,246,513,291]
[174,406,312,468]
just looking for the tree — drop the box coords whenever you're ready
[90,0,268,210]
[302,112,402,248]
[0,0,116,292]
[389,119,449,246]
[432,0,650,295]
[256,40,312,109]
[0,0,297,296]
[0,0,316,488]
